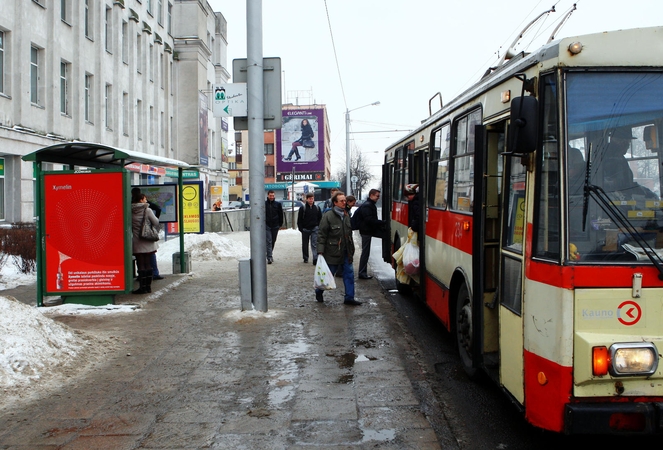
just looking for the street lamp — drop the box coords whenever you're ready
[346,101,380,196]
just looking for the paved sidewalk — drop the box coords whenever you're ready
[0,231,445,449]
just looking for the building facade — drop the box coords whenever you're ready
[0,0,229,223]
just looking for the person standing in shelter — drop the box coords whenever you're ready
[265,190,284,264]
[297,192,322,264]
[316,191,361,306]
[131,187,163,280]
[131,193,159,294]
[358,189,386,280]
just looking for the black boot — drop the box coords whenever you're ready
[144,273,153,293]
[132,270,147,294]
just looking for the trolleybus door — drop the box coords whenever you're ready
[472,123,504,382]
[499,150,527,403]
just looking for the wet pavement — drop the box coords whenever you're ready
[0,231,447,449]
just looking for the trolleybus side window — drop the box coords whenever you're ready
[451,110,481,212]
[429,124,450,209]
[533,73,561,260]
[392,146,404,202]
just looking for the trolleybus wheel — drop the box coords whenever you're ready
[455,284,478,378]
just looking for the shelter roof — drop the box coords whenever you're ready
[22,142,191,170]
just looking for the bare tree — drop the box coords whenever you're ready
[333,148,375,199]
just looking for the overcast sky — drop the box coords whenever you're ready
[208,0,662,183]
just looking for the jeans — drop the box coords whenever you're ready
[266,226,280,259]
[316,255,355,302]
[358,234,372,277]
[301,227,319,261]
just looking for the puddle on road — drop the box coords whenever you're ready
[361,428,396,443]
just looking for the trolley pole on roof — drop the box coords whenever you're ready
[247,0,268,311]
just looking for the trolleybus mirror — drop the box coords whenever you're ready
[509,96,539,154]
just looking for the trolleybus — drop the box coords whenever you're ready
[382,25,663,434]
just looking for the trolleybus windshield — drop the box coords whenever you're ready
[566,71,663,263]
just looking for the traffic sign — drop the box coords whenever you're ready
[212,83,247,117]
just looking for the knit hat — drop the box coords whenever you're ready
[404,184,419,195]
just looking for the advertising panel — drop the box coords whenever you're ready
[199,92,209,166]
[132,184,178,223]
[44,171,126,293]
[277,108,325,173]
[182,181,204,233]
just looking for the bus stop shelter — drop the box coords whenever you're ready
[23,142,191,306]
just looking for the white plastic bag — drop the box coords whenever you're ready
[314,255,337,290]
[402,232,420,276]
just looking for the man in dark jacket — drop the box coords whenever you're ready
[265,190,284,264]
[358,189,386,279]
[297,193,322,264]
[316,191,361,305]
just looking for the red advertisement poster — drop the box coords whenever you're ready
[43,172,126,293]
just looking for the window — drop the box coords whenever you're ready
[149,44,154,81]
[264,143,274,155]
[450,110,481,212]
[30,46,40,105]
[429,124,450,209]
[167,3,172,35]
[161,111,165,147]
[136,34,142,73]
[533,73,560,260]
[122,92,129,135]
[104,83,112,129]
[265,165,275,178]
[85,0,92,39]
[61,0,71,23]
[60,61,70,115]
[158,0,163,25]
[105,6,112,52]
[84,73,92,122]
[159,53,164,88]
[150,106,154,144]
[121,21,128,64]
[0,31,4,94]
[147,0,153,16]
[137,99,143,140]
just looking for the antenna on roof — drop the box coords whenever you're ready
[498,5,556,66]
[547,3,577,42]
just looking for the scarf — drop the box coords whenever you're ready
[333,205,345,220]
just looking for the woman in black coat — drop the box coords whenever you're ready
[285,119,314,161]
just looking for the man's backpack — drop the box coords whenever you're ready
[350,206,363,230]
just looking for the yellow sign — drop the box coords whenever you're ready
[181,183,201,233]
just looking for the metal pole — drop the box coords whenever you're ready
[247,0,268,311]
[345,108,350,196]
[291,167,295,229]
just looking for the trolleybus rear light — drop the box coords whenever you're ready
[592,346,609,376]
[609,412,646,432]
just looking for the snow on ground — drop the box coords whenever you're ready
[0,231,251,394]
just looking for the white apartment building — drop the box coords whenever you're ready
[0,0,229,223]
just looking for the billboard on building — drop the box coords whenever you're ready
[199,92,209,166]
[277,108,325,173]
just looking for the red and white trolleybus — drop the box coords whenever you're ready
[382,25,663,434]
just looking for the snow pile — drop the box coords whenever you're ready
[0,296,87,388]
[158,232,251,262]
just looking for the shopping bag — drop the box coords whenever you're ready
[402,230,420,275]
[140,210,160,241]
[314,255,336,290]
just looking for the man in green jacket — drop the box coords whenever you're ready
[315,191,362,305]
